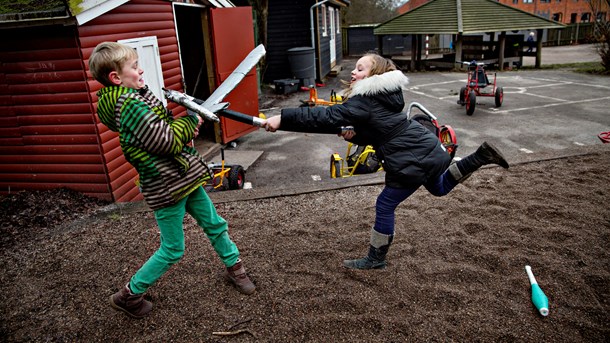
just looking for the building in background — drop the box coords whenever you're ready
[398,0,607,24]
[0,0,259,202]
[231,0,350,85]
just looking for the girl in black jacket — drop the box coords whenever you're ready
[263,53,509,270]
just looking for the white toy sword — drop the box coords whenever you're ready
[164,44,266,126]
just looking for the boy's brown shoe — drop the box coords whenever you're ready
[223,260,256,295]
[109,284,153,318]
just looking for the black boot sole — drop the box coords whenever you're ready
[481,142,509,169]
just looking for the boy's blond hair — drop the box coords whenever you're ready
[89,42,138,87]
[343,52,397,98]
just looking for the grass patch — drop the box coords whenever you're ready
[520,62,609,75]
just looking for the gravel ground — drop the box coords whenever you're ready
[1,147,609,342]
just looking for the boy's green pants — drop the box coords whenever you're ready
[129,186,239,294]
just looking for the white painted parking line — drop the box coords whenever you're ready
[406,75,610,115]
[519,148,534,154]
[527,82,573,89]
[527,77,610,90]
[521,92,568,102]
[311,175,321,181]
[408,88,441,99]
[573,142,585,146]
[493,96,610,114]
[527,77,573,83]
[502,87,528,94]
[411,80,463,88]
[501,86,567,102]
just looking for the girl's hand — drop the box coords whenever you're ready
[338,127,356,140]
[262,115,281,132]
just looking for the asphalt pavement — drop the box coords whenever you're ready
[202,44,609,200]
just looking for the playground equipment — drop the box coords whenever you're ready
[330,102,458,178]
[457,60,503,115]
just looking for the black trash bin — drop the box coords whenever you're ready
[287,47,315,87]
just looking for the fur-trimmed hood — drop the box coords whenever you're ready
[350,70,409,97]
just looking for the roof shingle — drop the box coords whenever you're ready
[374,0,564,35]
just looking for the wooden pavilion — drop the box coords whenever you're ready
[374,0,565,70]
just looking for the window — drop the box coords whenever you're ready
[540,0,550,3]
[597,12,606,22]
[523,0,533,3]
[570,13,577,23]
[513,0,518,4]
[321,4,327,37]
[552,12,562,22]
[581,12,591,22]
[335,8,340,34]
[118,36,166,105]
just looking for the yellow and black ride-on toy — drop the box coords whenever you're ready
[300,86,343,107]
[203,148,246,192]
[330,102,458,178]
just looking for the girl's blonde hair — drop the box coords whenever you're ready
[343,52,397,98]
[89,42,138,87]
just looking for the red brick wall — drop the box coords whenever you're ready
[397,0,431,14]
[494,0,607,24]
[397,0,608,24]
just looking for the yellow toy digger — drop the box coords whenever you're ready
[300,87,343,107]
[330,102,458,178]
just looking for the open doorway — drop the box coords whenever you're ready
[173,5,259,147]
[173,3,217,145]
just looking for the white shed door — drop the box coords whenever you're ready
[329,7,336,64]
[118,36,166,105]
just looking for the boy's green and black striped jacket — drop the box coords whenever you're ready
[96,86,211,210]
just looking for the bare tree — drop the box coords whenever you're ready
[589,0,610,71]
[342,0,401,25]
[246,0,268,48]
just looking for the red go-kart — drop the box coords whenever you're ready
[457,60,503,116]
[407,102,458,158]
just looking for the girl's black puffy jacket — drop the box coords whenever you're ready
[280,70,451,188]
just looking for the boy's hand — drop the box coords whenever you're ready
[194,115,203,137]
[262,115,281,132]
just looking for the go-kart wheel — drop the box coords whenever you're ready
[228,165,245,190]
[330,156,341,178]
[210,174,228,192]
[439,125,458,159]
[210,168,223,187]
[459,87,466,106]
[495,87,504,107]
[466,91,476,116]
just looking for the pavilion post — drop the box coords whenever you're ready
[455,33,463,69]
[499,31,506,70]
[376,34,384,56]
[417,34,423,70]
[535,28,543,68]
[411,34,417,71]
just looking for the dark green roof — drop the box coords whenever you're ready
[0,0,69,22]
[374,0,565,35]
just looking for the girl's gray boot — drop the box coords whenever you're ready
[343,229,393,270]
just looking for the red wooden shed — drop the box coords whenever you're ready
[0,0,260,203]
